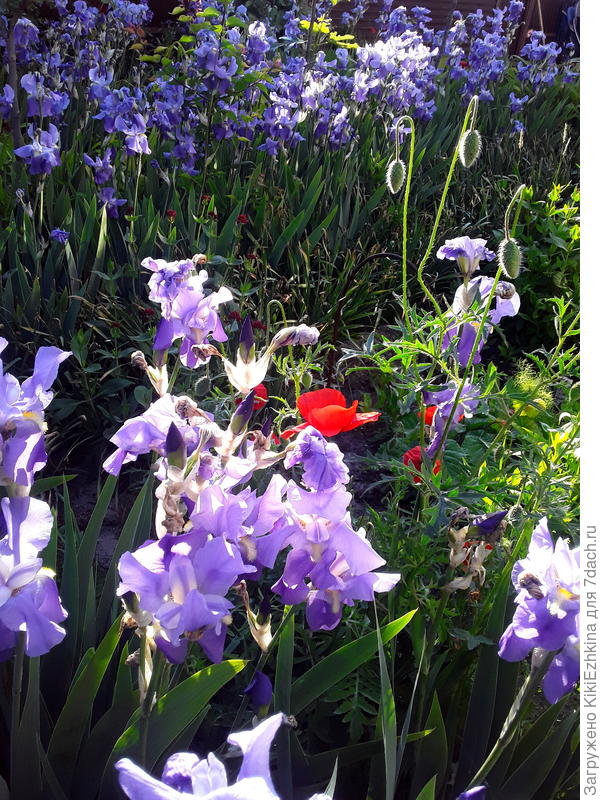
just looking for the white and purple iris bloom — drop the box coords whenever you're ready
[150,269,233,368]
[437,236,495,279]
[0,339,70,488]
[118,534,256,663]
[443,276,520,367]
[116,713,331,800]
[103,394,202,475]
[499,517,580,704]
[0,496,67,660]
[115,711,486,799]
[423,382,480,458]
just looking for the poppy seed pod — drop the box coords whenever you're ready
[498,237,522,278]
[386,158,406,194]
[459,129,482,168]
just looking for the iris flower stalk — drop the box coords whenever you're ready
[466,648,556,789]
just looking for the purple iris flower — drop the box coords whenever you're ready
[243,670,273,712]
[457,789,487,800]
[437,236,495,279]
[0,85,14,121]
[423,381,480,458]
[14,124,61,176]
[269,481,400,630]
[0,341,70,488]
[98,187,127,219]
[83,149,115,185]
[50,228,69,244]
[0,496,67,659]
[117,534,255,663]
[155,273,233,368]
[141,257,195,313]
[116,713,328,800]
[284,426,349,491]
[443,276,520,367]
[103,394,201,475]
[115,112,151,156]
[20,73,69,118]
[499,517,580,704]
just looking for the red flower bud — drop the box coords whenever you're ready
[237,214,249,224]
[166,209,177,221]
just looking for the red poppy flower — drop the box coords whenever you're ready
[235,383,268,411]
[419,406,437,426]
[281,389,381,439]
[418,406,464,426]
[237,214,249,224]
[201,195,211,202]
[208,211,218,220]
[246,252,258,261]
[402,446,441,484]
[229,311,242,323]
[251,320,267,331]
[141,307,155,318]
[166,209,177,221]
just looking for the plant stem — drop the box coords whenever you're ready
[434,264,504,461]
[228,605,295,736]
[416,95,478,315]
[398,115,415,335]
[139,648,167,769]
[467,648,556,788]
[10,632,26,785]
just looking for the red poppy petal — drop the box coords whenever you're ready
[307,402,358,437]
[279,422,310,440]
[297,389,347,421]
[340,411,381,432]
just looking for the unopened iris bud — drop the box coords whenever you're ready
[470,510,508,544]
[243,671,273,718]
[261,413,273,437]
[257,595,271,625]
[166,422,186,469]
[498,237,522,279]
[386,158,406,195]
[230,390,255,435]
[238,316,255,364]
[459,129,482,168]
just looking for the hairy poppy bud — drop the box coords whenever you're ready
[386,158,406,194]
[459,129,482,168]
[498,237,522,279]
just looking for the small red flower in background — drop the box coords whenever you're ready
[251,320,267,331]
[201,195,211,202]
[237,214,249,224]
[141,307,155,318]
[208,211,218,220]
[246,252,258,261]
[419,406,437,426]
[166,209,177,222]
[281,388,381,439]
[229,311,242,323]
[235,383,268,411]
[418,406,464,426]
[402,446,441,484]
[126,206,134,215]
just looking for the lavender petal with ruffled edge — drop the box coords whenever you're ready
[498,517,580,703]
[437,236,495,278]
